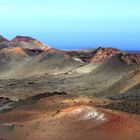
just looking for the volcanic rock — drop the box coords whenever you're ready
[89,47,120,63]
[121,53,140,65]
[0,35,9,42]
[11,35,50,50]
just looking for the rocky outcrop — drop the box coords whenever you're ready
[89,47,120,63]
[66,47,121,64]
[11,35,39,42]
[121,53,140,65]
[11,35,50,50]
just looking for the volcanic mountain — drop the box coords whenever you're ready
[0,35,9,49]
[55,53,140,96]
[67,47,121,63]
[0,35,140,140]
[88,47,120,63]
[0,36,84,78]
[0,35,9,42]
[0,35,140,86]
[10,35,50,50]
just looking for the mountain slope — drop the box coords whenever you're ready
[10,35,50,50]
[0,35,9,42]
[99,69,140,97]
[18,52,83,77]
[57,53,139,96]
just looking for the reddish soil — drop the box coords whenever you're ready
[0,95,139,140]
[89,47,120,63]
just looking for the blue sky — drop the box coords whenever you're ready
[0,0,140,50]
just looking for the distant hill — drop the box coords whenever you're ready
[0,35,140,81]
[0,35,9,42]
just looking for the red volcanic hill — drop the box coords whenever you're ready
[88,47,120,63]
[87,47,140,65]
[0,36,83,78]
[67,47,140,65]
[0,35,50,53]
[66,47,120,63]
[121,53,140,65]
[11,35,40,42]
[10,35,50,51]
[0,35,140,79]
[0,35,9,49]
[0,35,9,42]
